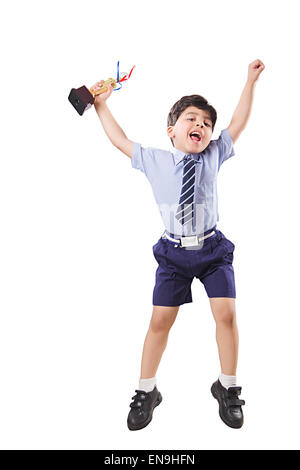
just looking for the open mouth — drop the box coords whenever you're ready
[189,132,202,143]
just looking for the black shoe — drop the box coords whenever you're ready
[127,386,162,431]
[211,379,245,429]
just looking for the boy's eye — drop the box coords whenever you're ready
[187,117,210,126]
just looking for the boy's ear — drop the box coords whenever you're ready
[167,125,175,138]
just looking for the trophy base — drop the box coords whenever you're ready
[68,86,94,115]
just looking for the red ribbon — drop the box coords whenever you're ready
[119,65,135,82]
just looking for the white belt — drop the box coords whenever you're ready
[162,230,216,247]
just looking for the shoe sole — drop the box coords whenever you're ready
[127,393,162,431]
[211,383,243,429]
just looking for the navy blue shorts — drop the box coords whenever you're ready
[152,228,236,306]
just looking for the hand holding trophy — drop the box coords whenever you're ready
[91,79,115,106]
[68,62,135,116]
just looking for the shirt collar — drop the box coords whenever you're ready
[172,148,202,166]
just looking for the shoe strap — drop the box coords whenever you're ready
[228,386,242,394]
[130,390,148,409]
[228,398,245,407]
[227,386,245,406]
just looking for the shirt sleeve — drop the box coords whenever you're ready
[216,128,235,170]
[131,142,157,183]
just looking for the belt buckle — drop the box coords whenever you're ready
[180,235,198,247]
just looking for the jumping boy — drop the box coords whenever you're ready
[93,59,265,430]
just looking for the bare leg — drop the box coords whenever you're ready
[209,297,238,375]
[140,305,180,379]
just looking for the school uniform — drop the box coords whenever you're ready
[131,129,236,307]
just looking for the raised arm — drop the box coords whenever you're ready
[93,81,134,159]
[227,59,265,144]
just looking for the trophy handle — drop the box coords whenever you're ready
[90,78,117,97]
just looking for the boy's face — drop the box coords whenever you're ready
[167,106,213,154]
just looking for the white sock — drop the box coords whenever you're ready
[219,373,237,389]
[139,376,156,393]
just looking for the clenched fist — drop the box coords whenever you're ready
[248,59,265,83]
[91,80,114,107]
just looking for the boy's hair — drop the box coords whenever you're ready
[167,95,217,147]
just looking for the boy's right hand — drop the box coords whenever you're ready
[92,80,113,107]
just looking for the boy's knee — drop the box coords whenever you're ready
[150,306,179,333]
[215,307,236,326]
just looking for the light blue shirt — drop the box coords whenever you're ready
[131,129,235,236]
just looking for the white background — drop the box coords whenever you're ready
[1,0,299,450]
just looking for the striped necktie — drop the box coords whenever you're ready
[175,155,196,227]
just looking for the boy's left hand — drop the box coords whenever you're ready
[247,59,265,83]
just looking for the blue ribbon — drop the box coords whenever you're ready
[113,61,122,91]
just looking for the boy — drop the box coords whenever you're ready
[93,59,265,430]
